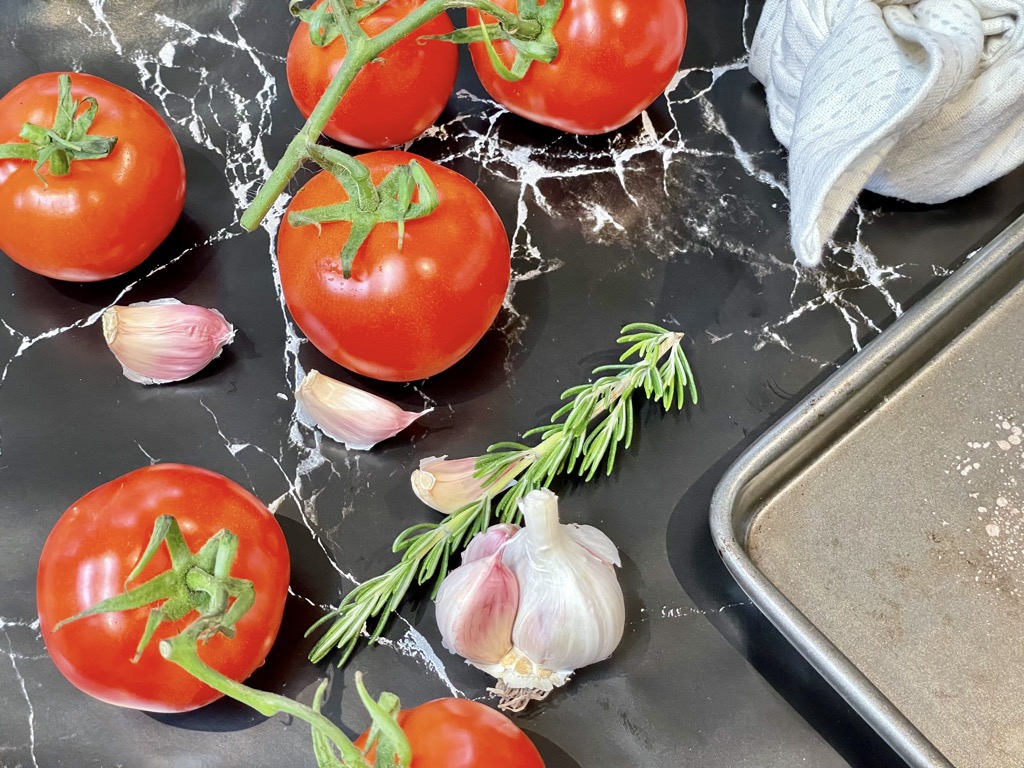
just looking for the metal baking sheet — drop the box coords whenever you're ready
[710,215,1024,768]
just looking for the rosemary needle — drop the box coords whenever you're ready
[306,322,697,666]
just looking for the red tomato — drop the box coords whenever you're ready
[277,150,510,382]
[468,0,688,135]
[36,464,289,713]
[287,1,458,149]
[357,698,546,767]
[0,72,186,281]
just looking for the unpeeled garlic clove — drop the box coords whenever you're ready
[411,456,487,515]
[295,369,431,451]
[102,299,235,385]
[411,454,530,515]
[435,550,519,667]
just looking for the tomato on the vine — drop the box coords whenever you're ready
[287,1,458,149]
[357,698,546,767]
[36,464,289,713]
[468,0,688,135]
[0,72,186,281]
[277,150,510,382]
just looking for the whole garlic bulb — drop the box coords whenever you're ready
[434,489,625,711]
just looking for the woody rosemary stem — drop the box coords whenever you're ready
[307,324,697,665]
[240,0,542,232]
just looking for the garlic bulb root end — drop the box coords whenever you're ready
[488,681,553,714]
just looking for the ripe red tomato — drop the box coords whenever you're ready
[36,464,289,713]
[287,1,458,149]
[0,72,186,281]
[468,0,688,135]
[357,698,545,767]
[277,150,510,382]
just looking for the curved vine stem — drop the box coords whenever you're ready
[240,0,557,232]
[162,628,368,766]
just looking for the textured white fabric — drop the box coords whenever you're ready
[750,0,1024,267]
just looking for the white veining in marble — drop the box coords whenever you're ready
[0,1,974,762]
[0,620,42,767]
[87,0,122,55]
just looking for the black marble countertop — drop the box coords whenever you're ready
[3,1,1022,766]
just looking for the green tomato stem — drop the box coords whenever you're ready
[239,0,548,232]
[160,630,370,767]
[333,1,368,44]
[52,516,253,661]
[240,46,363,232]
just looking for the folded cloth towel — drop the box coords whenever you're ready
[750,0,1024,267]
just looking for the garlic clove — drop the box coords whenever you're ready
[411,455,487,515]
[102,298,235,385]
[565,523,621,567]
[462,523,521,564]
[499,489,625,694]
[411,453,530,515]
[435,550,519,667]
[295,370,431,451]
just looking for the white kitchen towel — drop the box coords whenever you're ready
[750,0,1024,267]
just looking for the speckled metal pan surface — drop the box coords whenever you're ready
[711,215,1024,768]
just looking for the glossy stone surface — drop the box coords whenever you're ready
[2,1,1022,766]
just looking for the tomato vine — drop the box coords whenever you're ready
[240,0,564,232]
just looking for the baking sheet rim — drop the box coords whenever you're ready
[709,213,1024,768]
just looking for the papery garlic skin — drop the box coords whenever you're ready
[435,550,519,667]
[102,299,235,385]
[565,523,622,567]
[295,370,431,451]
[435,489,625,711]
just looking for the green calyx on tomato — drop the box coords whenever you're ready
[290,0,548,51]
[319,674,412,768]
[44,503,412,767]
[289,0,347,47]
[36,468,421,767]
[289,144,438,278]
[289,0,399,47]
[243,0,563,230]
[278,150,511,382]
[357,697,547,768]
[54,514,255,662]
[0,74,117,182]
[468,0,688,135]
[425,0,563,82]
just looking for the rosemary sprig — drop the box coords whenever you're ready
[306,323,697,665]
